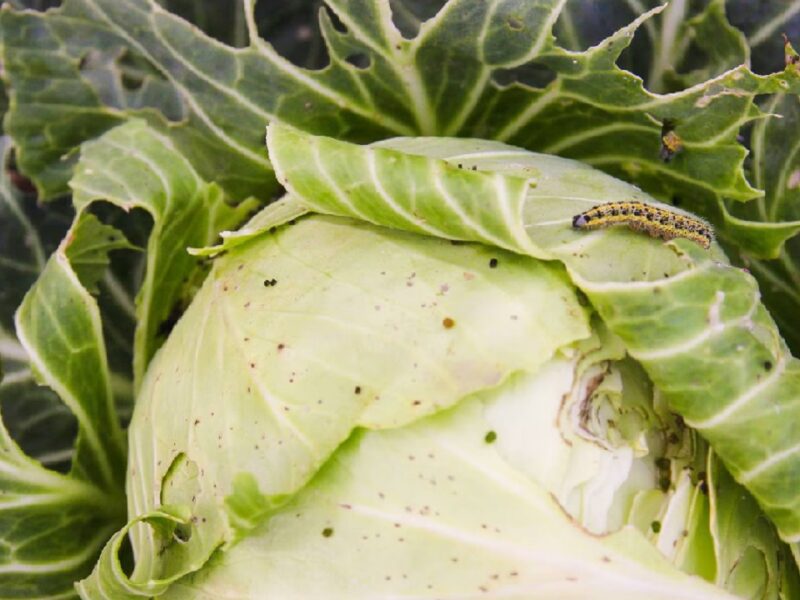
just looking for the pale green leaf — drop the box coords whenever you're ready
[0,135,79,473]
[15,211,127,492]
[81,212,591,595]
[70,119,258,389]
[1,208,130,598]
[708,451,800,599]
[266,124,800,547]
[162,397,735,599]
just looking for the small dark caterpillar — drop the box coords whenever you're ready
[572,201,713,249]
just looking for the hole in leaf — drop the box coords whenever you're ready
[255,1,330,70]
[116,50,159,93]
[173,522,193,543]
[492,62,556,89]
[389,0,447,39]
[553,4,637,52]
[159,0,250,47]
[345,53,371,69]
[506,16,524,31]
[323,5,347,33]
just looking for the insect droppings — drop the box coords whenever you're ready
[571,201,713,249]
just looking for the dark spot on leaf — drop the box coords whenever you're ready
[489,258,498,268]
[507,16,524,30]
[442,317,456,329]
[651,520,661,533]
[764,360,773,371]
[354,386,362,394]
[322,527,334,537]
[484,431,497,444]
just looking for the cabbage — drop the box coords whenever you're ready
[75,126,799,598]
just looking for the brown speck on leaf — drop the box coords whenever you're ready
[277,343,285,351]
[354,386,362,394]
[442,317,456,329]
[412,400,422,406]
[193,419,200,426]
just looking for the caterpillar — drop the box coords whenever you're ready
[572,201,713,249]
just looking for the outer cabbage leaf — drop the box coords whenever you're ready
[0,115,256,596]
[0,135,78,473]
[267,124,800,550]
[0,412,123,600]
[0,210,129,598]
[3,0,800,260]
[79,214,591,596]
[69,120,258,389]
[731,93,800,355]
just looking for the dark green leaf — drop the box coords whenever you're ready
[3,0,799,265]
[731,93,800,354]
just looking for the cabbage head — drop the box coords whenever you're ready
[78,125,800,599]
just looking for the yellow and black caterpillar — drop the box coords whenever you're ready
[572,201,713,249]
